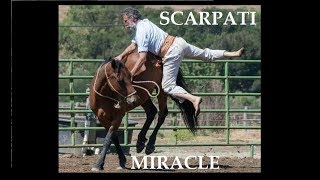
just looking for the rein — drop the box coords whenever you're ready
[132,81,160,98]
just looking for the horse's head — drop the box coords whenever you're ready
[106,58,139,106]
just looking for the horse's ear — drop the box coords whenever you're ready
[111,59,117,71]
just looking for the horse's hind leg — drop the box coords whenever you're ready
[111,131,126,168]
[145,90,168,155]
[136,98,157,153]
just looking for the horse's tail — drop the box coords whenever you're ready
[169,68,198,134]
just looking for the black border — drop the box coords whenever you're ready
[12,0,275,177]
[12,1,58,176]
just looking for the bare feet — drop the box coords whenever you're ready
[193,97,202,118]
[223,47,245,57]
[236,47,244,57]
[172,93,202,117]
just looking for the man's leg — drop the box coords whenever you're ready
[183,39,244,61]
[162,43,202,115]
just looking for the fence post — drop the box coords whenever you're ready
[243,106,248,127]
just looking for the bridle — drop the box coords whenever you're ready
[93,62,136,108]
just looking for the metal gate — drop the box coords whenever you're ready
[58,59,261,157]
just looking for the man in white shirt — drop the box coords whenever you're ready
[115,7,244,117]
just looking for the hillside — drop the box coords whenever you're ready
[59,5,70,22]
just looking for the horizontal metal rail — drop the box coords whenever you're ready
[59,75,261,79]
[60,142,261,148]
[58,109,261,113]
[58,92,261,96]
[59,126,261,131]
[59,59,261,63]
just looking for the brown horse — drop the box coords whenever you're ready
[89,51,199,171]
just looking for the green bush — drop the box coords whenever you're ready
[175,129,195,141]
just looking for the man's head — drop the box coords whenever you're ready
[120,7,142,31]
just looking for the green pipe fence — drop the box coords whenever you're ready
[59,59,261,158]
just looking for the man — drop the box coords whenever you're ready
[115,7,244,117]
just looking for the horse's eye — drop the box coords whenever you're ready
[117,76,124,82]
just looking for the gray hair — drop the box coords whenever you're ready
[120,7,142,21]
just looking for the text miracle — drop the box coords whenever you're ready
[131,155,220,170]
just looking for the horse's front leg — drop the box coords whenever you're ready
[91,127,113,171]
[137,98,157,153]
[111,131,126,168]
[91,117,122,171]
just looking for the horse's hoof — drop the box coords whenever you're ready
[82,149,94,156]
[136,142,145,153]
[119,157,127,168]
[116,166,124,170]
[91,167,103,172]
[145,145,155,155]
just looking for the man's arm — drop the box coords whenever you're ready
[115,43,136,61]
[130,52,147,76]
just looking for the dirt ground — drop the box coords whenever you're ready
[59,151,260,173]
[59,129,261,173]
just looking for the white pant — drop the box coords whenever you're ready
[161,37,225,101]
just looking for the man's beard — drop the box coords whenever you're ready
[127,22,136,32]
